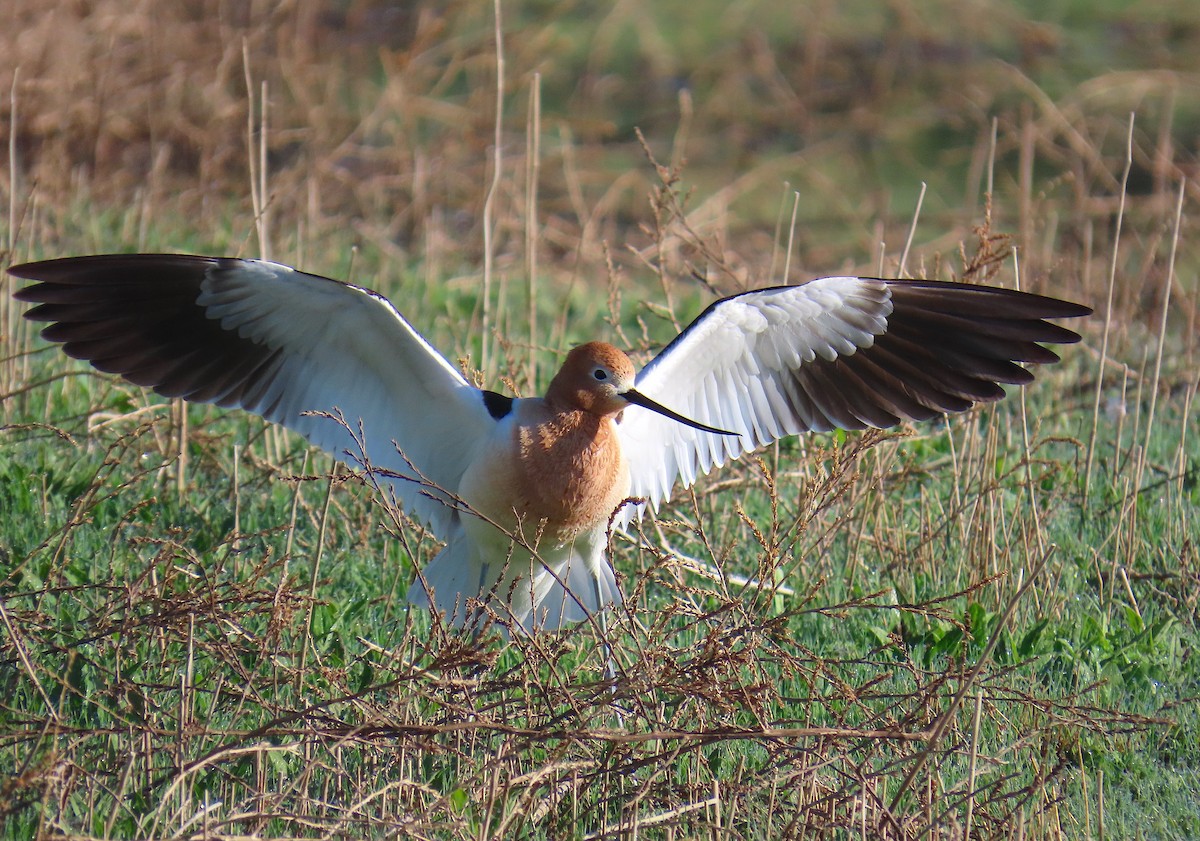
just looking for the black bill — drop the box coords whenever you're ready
[623,389,738,436]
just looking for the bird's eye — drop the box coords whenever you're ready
[593,368,608,381]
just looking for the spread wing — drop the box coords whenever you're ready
[615,276,1090,525]
[13,254,493,536]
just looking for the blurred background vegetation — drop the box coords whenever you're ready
[6,0,1196,277]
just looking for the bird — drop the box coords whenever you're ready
[10,254,1090,632]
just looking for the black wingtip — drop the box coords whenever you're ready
[8,262,43,282]
[10,254,222,283]
[1047,300,1093,319]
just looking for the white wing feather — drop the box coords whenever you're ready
[196,260,492,535]
[615,277,892,526]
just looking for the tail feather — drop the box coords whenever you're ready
[408,532,621,633]
[406,529,490,626]
[529,549,621,630]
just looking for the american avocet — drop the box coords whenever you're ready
[11,255,1089,631]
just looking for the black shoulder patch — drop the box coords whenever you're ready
[482,390,514,420]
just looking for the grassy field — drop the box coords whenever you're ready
[2,1,1198,838]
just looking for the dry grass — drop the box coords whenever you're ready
[2,1,1199,838]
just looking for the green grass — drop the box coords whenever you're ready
[2,1,1199,837]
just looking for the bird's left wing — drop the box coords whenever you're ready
[12,254,493,536]
[615,276,1090,526]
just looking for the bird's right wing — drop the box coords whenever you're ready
[13,254,493,536]
[615,277,1090,527]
